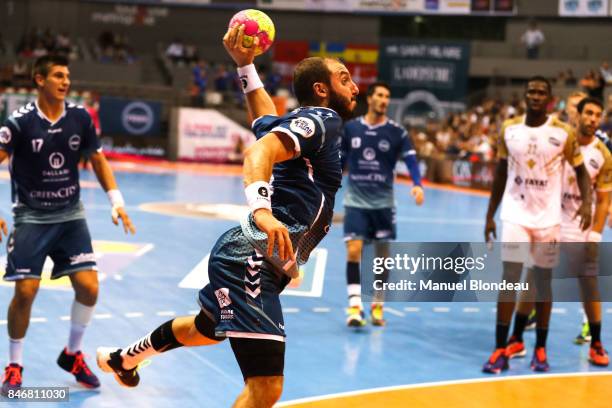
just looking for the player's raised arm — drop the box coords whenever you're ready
[243,132,296,261]
[89,151,135,234]
[223,25,277,120]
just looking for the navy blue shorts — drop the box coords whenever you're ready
[343,206,396,241]
[198,226,290,343]
[4,219,97,281]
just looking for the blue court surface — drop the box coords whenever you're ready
[0,163,610,407]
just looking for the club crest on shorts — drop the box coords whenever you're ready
[215,288,232,308]
[0,127,11,144]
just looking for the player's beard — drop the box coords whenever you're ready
[328,89,355,121]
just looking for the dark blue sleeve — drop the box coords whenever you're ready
[400,130,422,187]
[80,110,101,155]
[253,111,325,157]
[340,125,350,170]
[252,115,281,140]
[0,118,20,154]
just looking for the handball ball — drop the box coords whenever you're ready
[228,9,275,56]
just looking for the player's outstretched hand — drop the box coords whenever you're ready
[112,207,136,235]
[223,24,258,67]
[484,217,496,243]
[575,201,592,231]
[411,186,424,206]
[253,208,295,262]
[0,217,7,242]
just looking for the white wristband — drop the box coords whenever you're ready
[237,64,264,94]
[107,189,125,208]
[587,231,602,243]
[245,181,272,212]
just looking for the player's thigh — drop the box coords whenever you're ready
[501,221,530,265]
[4,223,58,281]
[531,224,560,269]
[48,219,97,280]
[230,337,285,381]
[343,207,370,241]
[370,207,396,241]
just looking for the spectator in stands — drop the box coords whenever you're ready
[521,20,545,60]
[600,61,612,85]
[263,66,282,97]
[191,59,208,107]
[581,69,606,100]
[166,39,185,65]
[56,32,72,56]
[12,59,29,84]
[32,41,48,58]
[184,43,198,65]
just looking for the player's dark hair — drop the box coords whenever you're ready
[31,54,69,87]
[367,82,390,97]
[577,97,604,114]
[293,57,332,106]
[526,75,552,94]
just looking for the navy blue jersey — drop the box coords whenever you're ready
[341,117,417,209]
[0,102,101,216]
[596,129,612,153]
[252,107,343,227]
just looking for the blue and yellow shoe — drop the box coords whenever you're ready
[370,303,386,327]
[346,306,366,328]
[530,347,550,372]
[482,348,509,374]
[574,321,591,345]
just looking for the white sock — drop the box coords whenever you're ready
[9,337,24,365]
[348,284,362,308]
[120,333,158,370]
[67,301,95,354]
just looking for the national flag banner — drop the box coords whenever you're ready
[309,41,347,59]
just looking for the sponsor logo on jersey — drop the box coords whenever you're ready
[378,139,390,152]
[215,288,232,308]
[49,152,65,169]
[220,309,234,321]
[548,137,561,147]
[363,147,376,161]
[365,131,377,136]
[515,176,523,185]
[290,117,316,138]
[48,128,63,134]
[29,184,78,200]
[122,101,154,135]
[589,158,600,169]
[351,137,361,148]
[524,178,548,187]
[0,127,11,144]
[68,135,81,151]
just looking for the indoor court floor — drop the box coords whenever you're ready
[0,161,609,407]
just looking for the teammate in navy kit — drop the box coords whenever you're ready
[0,55,135,395]
[342,82,424,327]
[96,24,358,407]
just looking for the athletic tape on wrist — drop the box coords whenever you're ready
[107,189,125,208]
[237,64,263,94]
[245,181,272,212]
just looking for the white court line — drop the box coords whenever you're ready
[60,315,71,321]
[312,307,331,313]
[0,320,7,325]
[606,308,612,314]
[188,310,201,315]
[283,308,300,313]
[491,308,497,313]
[433,307,450,313]
[136,243,155,257]
[462,307,480,313]
[275,371,612,407]
[125,312,144,318]
[94,314,112,319]
[156,311,176,317]
[552,308,567,314]
[384,307,405,317]
[30,317,47,323]
[404,307,420,312]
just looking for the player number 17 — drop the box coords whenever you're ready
[32,139,43,152]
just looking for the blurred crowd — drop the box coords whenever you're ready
[96,30,136,64]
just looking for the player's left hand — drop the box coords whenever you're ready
[223,24,258,67]
[112,207,136,234]
[575,201,592,231]
[411,186,424,206]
